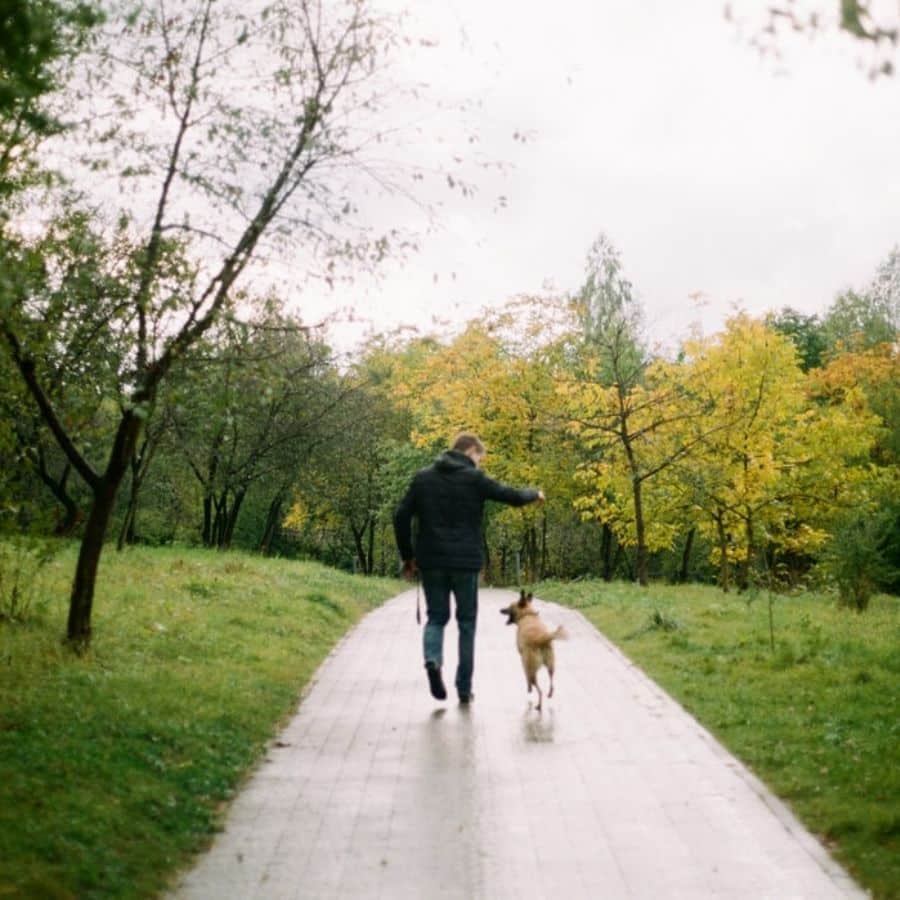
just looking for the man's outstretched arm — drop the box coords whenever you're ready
[478,472,544,507]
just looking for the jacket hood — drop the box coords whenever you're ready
[435,449,475,472]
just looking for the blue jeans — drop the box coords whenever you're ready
[421,570,479,697]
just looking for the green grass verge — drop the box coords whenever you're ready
[0,544,404,899]
[536,579,900,900]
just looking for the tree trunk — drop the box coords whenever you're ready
[716,512,730,593]
[202,493,214,545]
[523,526,535,583]
[612,544,625,579]
[600,524,614,581]
[67,485,117,645]
[366,516,375,576]
[633,478,648,586]
[540,512,548,580]
[737,512,754,592]
[258,491,284,555]
[221,487,246,549]
[678,527,695,583]
[618,545,633,581]
[212,493,229,547]
[350,523,367,574]
[67,414,142,648]
[116,466,140,551]
[116,429,162,551]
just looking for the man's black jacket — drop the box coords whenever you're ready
[393,449,539,571]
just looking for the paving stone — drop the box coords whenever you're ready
[169,589,868,900]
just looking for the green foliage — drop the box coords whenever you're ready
[820,505,900,611]
[767,306,829,371]
[0,533,59,621]
[0,0,100,196]
[0,0,98,117]
[824,288,897,353]
[538,578,900,899]
[0,543,403,898]
[576,231,646,380]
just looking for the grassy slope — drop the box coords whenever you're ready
[0,544,403,900]
[537,579,900,900]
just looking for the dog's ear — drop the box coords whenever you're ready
[517,595,527,607]
[526,592,534,602]
[519,589,526,601]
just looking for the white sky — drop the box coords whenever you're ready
[292,0,900,351]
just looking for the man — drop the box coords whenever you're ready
[393,433,544,703]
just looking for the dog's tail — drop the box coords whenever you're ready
[536,624,568,645]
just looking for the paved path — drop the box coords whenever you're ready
[170,589,866,900]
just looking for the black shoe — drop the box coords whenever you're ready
[458,692,474,705]
[425,662,447,700]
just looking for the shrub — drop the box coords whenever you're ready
[821,508,899,611]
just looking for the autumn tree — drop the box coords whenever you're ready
[809,342,900,602]
[668,314,882,590]
[564,233,711,587]
[387,297,574,582]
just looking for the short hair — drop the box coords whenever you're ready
[452,432,485,455]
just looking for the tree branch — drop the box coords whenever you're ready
[2,326,100,490]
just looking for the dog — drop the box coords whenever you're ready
[499,590,567,711]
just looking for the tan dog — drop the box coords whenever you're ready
[499,590,567,711]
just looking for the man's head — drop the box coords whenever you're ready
[452,432,486,467]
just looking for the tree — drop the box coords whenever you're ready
[823,288,897,351]
[669,315,881,590]
[0,206,129,533]
[0,0,99,196]
[1,0,428,647]
[566,233,679,587]
[170,307,337,550]
[284,380,415,575]
[870,244,900,318]
[767,307,829,371]
[387,297,574,582]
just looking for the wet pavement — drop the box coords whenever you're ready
[170,588,866,899]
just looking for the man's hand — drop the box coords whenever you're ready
[536,490,546,504]
[401,558,418,580]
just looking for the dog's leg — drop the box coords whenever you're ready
[534,679,543,712]
[546,647,555,699]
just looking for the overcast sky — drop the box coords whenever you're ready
[296,0,900,351]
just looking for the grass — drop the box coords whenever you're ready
[0,543,403,900]
[536,579,900,900]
